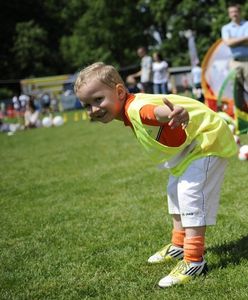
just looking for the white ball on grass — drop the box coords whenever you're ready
[239,145,248,154]
[238,152,248,161]
[238,145,248,161]
[53,116,64,127]
[42,117,53,128]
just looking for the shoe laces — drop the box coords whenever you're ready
[158,243,172,256]
[170,260,189,276]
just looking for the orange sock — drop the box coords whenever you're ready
[171,229,185,248]
[184,236,205,262]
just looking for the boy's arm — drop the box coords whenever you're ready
[154,98,189,129]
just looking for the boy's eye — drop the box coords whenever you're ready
[82,97,103,110]
[95,97,103,105]
[84,103,91,110]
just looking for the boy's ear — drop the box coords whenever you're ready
[116,84,126,101]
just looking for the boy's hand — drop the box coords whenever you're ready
[163,98,189,129]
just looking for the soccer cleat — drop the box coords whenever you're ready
[147,243,184,264]
[158,259,208,288]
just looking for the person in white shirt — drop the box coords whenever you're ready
[132,47,153,93]
[12,95,20,112]
[221,3,248,112]
[152,52,169,94]
[191,62,204,102]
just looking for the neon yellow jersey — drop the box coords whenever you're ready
[127,93,237,176]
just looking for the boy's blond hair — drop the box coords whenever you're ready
[74,62,125,94]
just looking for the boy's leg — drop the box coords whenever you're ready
[171,215,185,247]
[148,216,206,264]
[158,156,227,288]
[147,220,185,264]
[184,226,206,262]
[148,175,185,264]
[158,226,208,288]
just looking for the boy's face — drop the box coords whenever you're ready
[77,78,126,123]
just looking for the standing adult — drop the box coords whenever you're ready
[152,52,169,94]
[12,94,20,112]
[191,62,204,102]
[132,46,153,93]
[221,3,248,111]
[19,94,29,113]
[40,92,51,114]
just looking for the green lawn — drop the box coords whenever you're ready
[1,114,248,300]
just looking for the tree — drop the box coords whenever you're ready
[139,0,247,65]
[60,0,154,72]
[1,0,247,84]
[12,21,49,77]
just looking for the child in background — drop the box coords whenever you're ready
[24,96,41,129]
[125,75,141,93]
[74,62,237,288]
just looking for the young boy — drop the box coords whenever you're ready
[74,62,237,288]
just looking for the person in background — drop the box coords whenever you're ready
[131,46,153,93]
[50,95,59,112]
[24,96,41,128]
[152,52,169,94]
[12,94,21,113]
[40,92,51,114]
[125,75,141,94]
[19,94,30,113]
[191,62,204,102]
[181,74,191,97]
[0,118,22,134]
[221,3,248,112]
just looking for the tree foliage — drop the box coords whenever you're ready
[1,0,248,82]
[12,21,49,77]
[60,0,152,71]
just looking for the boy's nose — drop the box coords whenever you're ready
[91,106,101,114]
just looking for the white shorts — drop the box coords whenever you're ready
[167,156,228,227]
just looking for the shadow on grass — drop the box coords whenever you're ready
[207,235,248,269]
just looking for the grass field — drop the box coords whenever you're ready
[1,113,248,300]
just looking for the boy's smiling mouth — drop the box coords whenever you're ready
[93,110,108,121]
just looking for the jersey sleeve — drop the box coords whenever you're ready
[139,104,162,125]
[139,104,186,147]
